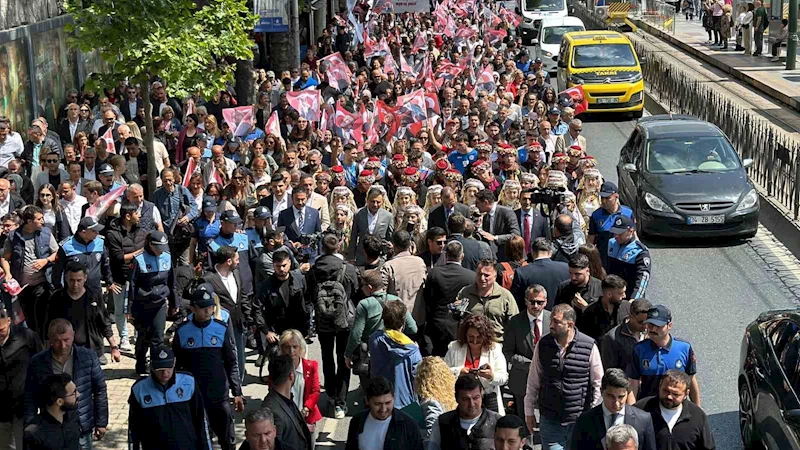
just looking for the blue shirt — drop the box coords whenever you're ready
[626,336,696,399]
[553,121,569,136]
[589,205,634,265]
[243,128,265,143]
[151,185,199,231]
[448,149,478,175]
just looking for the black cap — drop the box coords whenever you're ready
[599,181,619,198]
[151,345,175,370]
[254,206,271,220]
[190,283,216,308]
[202,197,217,212]
[644,305,672,327]
[98,163,114,176]
[149,231,170,252]
[534,57,543,63]
[195,132,208,142]
[78,216,104,232]
[558,96,572,107]
[547,106,560,115]
[220,210,242,224]
[609,215,635,234]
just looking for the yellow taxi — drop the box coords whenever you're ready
[554,31,645,117]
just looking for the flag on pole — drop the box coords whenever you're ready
[321,52,353,90]
[559,86,590,115]
[265,111,281,136]
[287,90,322,122]
[182,157,198,187]
[101,127,116,154]
[86,185,126,218]
[400,53,416,75]
[412,33,427,53]
[222,106,254,137]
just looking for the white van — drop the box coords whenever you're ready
[534,16,585,73]
[518,0,570,44]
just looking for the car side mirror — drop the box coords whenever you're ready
[515,7,521,14]
[743,158,753,168]
[532,38,539,45]
[785,409,800,427]
[623,163,637,173]
[639,56,648,66]
[552,55,559,62]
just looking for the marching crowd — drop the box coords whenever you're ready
[0,1,717,449]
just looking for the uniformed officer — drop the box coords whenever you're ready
[607,215,651,300]
[128,345,212,450]
[625,304,702,407]
[245,206,272,259]
[189,197,221,267]
[208,210,254,302]
[588,181,634,268]
[173,283,243,450]
[128,231,177,375]
[52,216,113,293]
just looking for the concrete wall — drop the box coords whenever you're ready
[0,0,62,31]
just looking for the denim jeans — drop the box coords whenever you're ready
[112,282,129,341]
[234,326,246,381]
[79,432,93,450]
[539,416,574,450]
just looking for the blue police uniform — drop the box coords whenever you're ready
[192,216,221,261]
[54,235,112,292]
[626,336,697,400]
[608,237,651,299]
[245,228,263,254]
[173,310,241,450]
[589,205,634,266]
[128,250,175,373]
[128,372,212,450]
[208,232,254,299]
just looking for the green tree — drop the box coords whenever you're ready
[65,0,257,193]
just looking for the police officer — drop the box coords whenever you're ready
[208,210,254,303]
[588,181,634,268]
[173,283,244,450]
[607,216,651,300]
[97,163,115,194]
[52,216,113,293]
[625,304,702,407]
[128,345,212,450]
[245,206,272,258]
[188,197,221,267]
[128,231,177,375]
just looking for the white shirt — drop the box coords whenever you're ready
[459,415,481,434]
[271,194,289,222]
[83,164,97,181]
[487,202,498,232]
[520,208,534,236]
[216,265,238,303]
[0,132,24,169]
[69,120,79,141]
[0,195,11,217]
[602,404,625,430]
[367,209,379,234]
[60,194,88,234]
[358,413,392,450]
[660,404,683,432]
[291,362,305,412]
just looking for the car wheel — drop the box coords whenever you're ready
[739,381,761,449]
[635,209,649,240]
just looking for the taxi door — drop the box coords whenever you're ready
[556,39,570,90]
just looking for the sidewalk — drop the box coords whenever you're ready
[636,14,800,111]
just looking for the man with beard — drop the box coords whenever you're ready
[577,275,630,343]
[555,254,603,321]
[23,374,81,450]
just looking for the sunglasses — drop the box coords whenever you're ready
[435,239,446,245]
[80,109,90,112]
[233,176,244,180]
[527,300,547,306]
[46,159,59,163]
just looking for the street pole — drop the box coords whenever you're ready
[291,0,301,67]
[788,0,798,69]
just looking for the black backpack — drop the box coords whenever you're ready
[315,264,355,331]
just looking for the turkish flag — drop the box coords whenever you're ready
[375,101,400,141]
[265,111,281,136]
[560,86,590,116]
[475,65,497,95]
[412,33,427,53]
[321,52,352,90]
[499,7,521,27]
[101,127,116,154]
[384,52,399,75]
[424,92,440,116]
[182,157,197,187]
[287,90,322,122]
[485,28,508,47]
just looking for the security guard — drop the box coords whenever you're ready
[128,345,212,450]
[245,206,272,258]
[625,304,701,406]
[607,215,651,300]
[52,216,113,293]
[208,210,254,302]
[128,231,177,374]
[188,197,221,267]
[173,283,243,450]
[588,181,634,267]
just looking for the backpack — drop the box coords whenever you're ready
[315,264,355,331]
[499,261,526,290]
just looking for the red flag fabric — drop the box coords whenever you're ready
[412,33,427,53]
[396,90,428,130]
[182,157,197,187]
[475,65,497,95]
[485,28,508,47]
[86,185,126,218]
[101,127,116,155]
[320,52,352,91]
[222,106,254,136]
[559,86,590,116]
[499,7,521,27]
[287,90,322,122]
[400,53,415,75]
[424,92,441,116]
[265,111,281,136]
[384,52,399,75]
[375,101,400,141]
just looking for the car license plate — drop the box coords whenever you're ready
[596,97,619,104]
[687,215,726,225]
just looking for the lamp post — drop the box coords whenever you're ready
[787,0,797,69]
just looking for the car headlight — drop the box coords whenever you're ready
[736,189,758,211]
[543,51,553,57]
[568,76,584,85]
[644,192,674,213]
[629,91,643,103]
[629,72,643,82]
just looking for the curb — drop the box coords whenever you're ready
[643,89,800,257]
[634,20,800,112]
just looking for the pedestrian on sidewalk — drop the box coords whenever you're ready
[682,0,695,20]
[771,19,789,61]
[741,2,755,55]
[719,4,732,49]
[753,0,769,55]
[735,5,748,50]
[702,0,715,42]
[711,0,724,45]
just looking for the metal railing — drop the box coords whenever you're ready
[639,0,676,33]
[574,3,800,219]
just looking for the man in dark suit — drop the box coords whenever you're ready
[474,189,520,260]
[277,186,322,262]
[262,355,313,450]
[510,238,570,311]
[446,213,492,272]
[569,368,657,450]
[428,186,470,234]
[517,189,549,260]
[57,103,92,146]
[424,240,475,356]
[348,187,393,266]
[503,283,550,418]
[119,86,142,122]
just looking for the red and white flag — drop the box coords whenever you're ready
[222,106,254,137]
[86,185,126,218]
[287,90,322,122]
[375,101,400,141]
[182,157,198,187]
[321,52,352,91]
[559,86,590,116]
[499,7,521,27]
[101,127,116,154]
[485,28,508,47]
[475,65,497,95]
[412,33,427,53]
[424,92,441,116]
[265,111,281,136]
[400,53,416,75]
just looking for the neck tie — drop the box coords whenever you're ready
[523,213,532,255]
[609,413,619,430]
[533,318,541,344]
[297,209,304,231]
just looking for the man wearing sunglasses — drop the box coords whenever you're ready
[33,149,68,193]
[503,284,551,418]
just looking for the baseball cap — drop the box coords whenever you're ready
[547,106,560,115]
[534,57,543,64]
[266,70,276,79]
[263,226,286,240]
[149,231,170,252]
[644,305,672,327]
[150,345,175,370]
[190,283,216,308]
[202,197,217,212]
[98,163,114,176]
[609,215,635,234]
[253,206,271,220]
[195,132,208,142]
[220,210,242,224]
[78,216,104,233]
[599,181,619,198]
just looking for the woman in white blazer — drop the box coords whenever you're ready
[444,314,509,416]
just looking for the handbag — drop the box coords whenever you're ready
[351,342,370,376]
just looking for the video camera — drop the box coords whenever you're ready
[526,187,567,207]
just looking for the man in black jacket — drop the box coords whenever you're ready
[252,249,308,351]
[23,373,81,450]
[570,368,656,450]
[345,376,423,450]
[0,306,41,449]
[424,240,475,357]
[429,374,498,450]
[555,253,603,320]
[305,233,359,419]
[262,355,312,450]
[446,213,492,271]
[474,189,521,260]
[511,238,570,311]
[428,187,470,234]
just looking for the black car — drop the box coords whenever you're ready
[616,115,759,238]
[739,309,800,449]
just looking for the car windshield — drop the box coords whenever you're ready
[571,44,637,68]
[525,0,565,12]
[645,136,742,174]
[542,26,584,45]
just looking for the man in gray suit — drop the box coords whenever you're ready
[474,189,520,260]
[503,284,551,418]
[349,187,393,266]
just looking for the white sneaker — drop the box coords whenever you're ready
[120,338,133,351]
[771,57,780,62]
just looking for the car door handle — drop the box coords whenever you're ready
[755,366,766,379]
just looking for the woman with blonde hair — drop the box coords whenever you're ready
[278,329,322,433]
[398,205,428,254]
[414,356,457,440]
[497,179,522,210]
[204,114,226,148]
[329,186,358,219]
[461,178,484,205]
[422,184,442,217]
[393,186,418,228]
[125,121,143,141]
[577,168,603,226]
[329,204,353,255]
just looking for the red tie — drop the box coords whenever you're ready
[534,319,541,344]
[523,213,532,255]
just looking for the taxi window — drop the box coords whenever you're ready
[571,43,637,68]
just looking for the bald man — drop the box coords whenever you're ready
[0,178,24,217]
